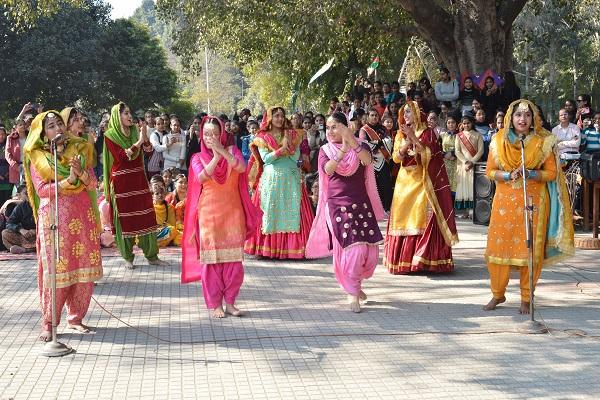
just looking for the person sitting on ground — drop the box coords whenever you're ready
[165,173,187,231]
[152,184,181,247]
[1,184,36,254]
[162,168,175,192]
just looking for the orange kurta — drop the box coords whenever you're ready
[484,100,574,301]
[198,170,246,264]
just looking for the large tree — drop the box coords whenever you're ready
[0,1,178,119]
[398,0,528,74]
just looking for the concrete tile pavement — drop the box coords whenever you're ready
[0,220,599,399]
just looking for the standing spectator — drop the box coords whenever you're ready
[230,120,243,150]
[148,117,167,179]
[440,115,459,199]
[454,115,484,216]
[359,108,393,211]
[474,109,492,161]
[1,184,36,254]
[185,119,201,169]
[0,126,13,206]
[163,116,187,173]
[481,77,501,123]
[564,99,577,123]
[241,119,259,163]
[427,110,443,138]
[552,109,581,158]
[386,81,403,105]
[6,118,28,185]
[434,67,459,105]
[144,110,156,132]
[94,112,109,178]
[580,112,600,153]
[418,77,437,112]
[575,94,595,129]
[459,77,480,115]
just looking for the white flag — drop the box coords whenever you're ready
[308,58,335,86]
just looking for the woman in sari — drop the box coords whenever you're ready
[306,112,385,313]
[244,107,314,259]
[182,116,261,318]
[384,101,459,274]
[23,111,103,341]
[103,102,168,269]
[483,99,574,314]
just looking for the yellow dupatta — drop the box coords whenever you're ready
[489,99,574,265]
[23,111,100,232]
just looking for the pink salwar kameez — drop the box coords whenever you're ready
[31,166,102,331]
[181,117,261,311]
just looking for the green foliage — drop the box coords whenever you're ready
[163,98,196,124]
[513,0,600,121]
[0,0,178,120]
[0,0,84,29]
[155,0,411,110]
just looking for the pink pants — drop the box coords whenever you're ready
[200,262,244,309]
[333,241,379,296]
[38,266,94,331]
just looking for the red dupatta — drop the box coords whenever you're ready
[181,117,262,284]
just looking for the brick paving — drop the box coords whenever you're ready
[0,220,599,399]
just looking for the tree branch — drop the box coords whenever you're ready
[397,0,453,37]
[498,0,528,29]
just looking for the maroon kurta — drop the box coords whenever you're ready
[105,137,157,238]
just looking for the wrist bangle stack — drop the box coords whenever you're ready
[332,153,341,163]
[352,143,362,154]
[528,169,538,180]
[502,172,511,181]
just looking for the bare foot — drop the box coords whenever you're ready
[38,330,51,342]
[148,258,169,266]
[359,290,367,301]
[349,296,361,313]
[124,260,135,270]
[483,296,506,311]
[211,306,225,318]
[519,301,531,314]
[67,323,93,333]
[225,304,245,317]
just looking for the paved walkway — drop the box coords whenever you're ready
[0,221,599,399]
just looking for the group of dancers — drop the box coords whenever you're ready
[28,99,574,341]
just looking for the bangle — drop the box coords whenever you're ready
[501,171,510,181]
[332,153,341,163]
[527,169,538,180]
[352,143,362,153]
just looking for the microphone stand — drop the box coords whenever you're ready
[41,138,75,357]
[518,134,548,334]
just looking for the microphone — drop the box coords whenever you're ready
[51,133,65,143]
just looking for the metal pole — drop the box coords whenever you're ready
[41,139,74,357]
[517,136,546,334]
[204,46,211,115]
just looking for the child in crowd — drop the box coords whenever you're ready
[162,168,174,192]
[440,115,459,200]
[152,184,181,247]
[474,109,492,161]
[97,178,115,248]
[382,115,394,137]
[241,120,259,163]
[165,174,187,232]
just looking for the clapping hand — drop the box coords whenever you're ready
[70,155,84,177]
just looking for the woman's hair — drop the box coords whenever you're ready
[462,115,475,124]
[67,108,82,125]
[150,175,165,185]
[119,103,127,114]
[203,117,221,133]
[329,112,348,126]
[247,120,259,128]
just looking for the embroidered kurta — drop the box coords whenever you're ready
[105,137,158,237]
[31,166,102,288]
[257,146,302,233]
[199,170,246,264]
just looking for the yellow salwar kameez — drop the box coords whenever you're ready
[485,100,574,301]
[154,202,181,247]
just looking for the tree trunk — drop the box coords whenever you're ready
[398,0,527,76]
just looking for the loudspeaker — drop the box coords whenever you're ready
[473,162,495,225]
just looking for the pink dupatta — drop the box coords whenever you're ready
[305,140,385,259]
[181,117,262,284]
